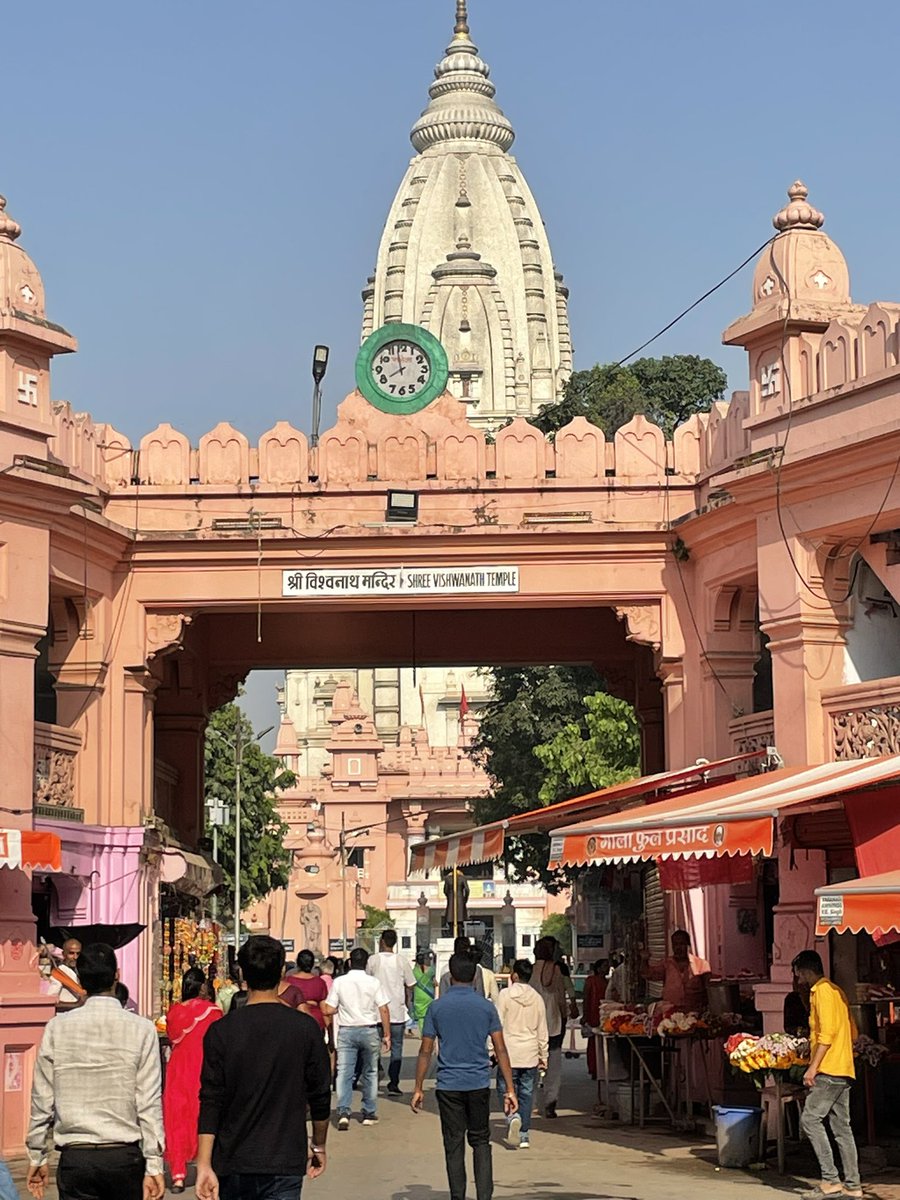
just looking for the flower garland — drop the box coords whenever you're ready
[725,1032,810,1088]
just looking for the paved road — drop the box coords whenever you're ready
[6,1051,895,1199]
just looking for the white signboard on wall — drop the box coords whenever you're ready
[282,566,520,597]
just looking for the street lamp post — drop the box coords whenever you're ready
[208,721,273,949]
[205,796,232,923]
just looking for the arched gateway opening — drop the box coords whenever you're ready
[149,603,662,847]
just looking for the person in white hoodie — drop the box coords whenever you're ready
[495,960,548,1149]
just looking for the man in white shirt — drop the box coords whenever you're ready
[44,938,85,1011]
[322,948,391,1130]
[366,929,415,1095]
[26,942,165,1200]
[496,959,549,1149]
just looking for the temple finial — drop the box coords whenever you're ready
[454,0,469,36]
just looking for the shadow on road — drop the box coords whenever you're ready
[392,1190,634,1200]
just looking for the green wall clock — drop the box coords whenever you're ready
[355,323,449,415]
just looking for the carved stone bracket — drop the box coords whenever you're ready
[207,669,249,711]
[614,603,662,652]
[145,611,196,660]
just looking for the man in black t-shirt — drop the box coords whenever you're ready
[197,936,331,1200]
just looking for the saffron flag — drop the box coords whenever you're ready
[460,684,469,719]
[419,684,426,723]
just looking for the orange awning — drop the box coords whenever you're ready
[408,752,763,874]
[0,829,62,872]
[548,756,900,868]
[815,871,900,936]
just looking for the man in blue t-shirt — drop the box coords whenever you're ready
[412,953,517,1200]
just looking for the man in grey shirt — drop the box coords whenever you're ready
[26,943,165,1200]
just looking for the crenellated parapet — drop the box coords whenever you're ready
[45,391,707,494]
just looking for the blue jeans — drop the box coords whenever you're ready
[336,1025,379,1116]
[0,1161,18,1200]
[497,1065,538,1134]
[386,1021,405,1088]
[220,1175,303,1200]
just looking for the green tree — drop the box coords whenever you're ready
[534,692,640,804]
[471,666,607,889]
[535,354,727,439]
[538,912,573,957]
[204,703,295,924]
[471,666,605,824]
[359,905,395,932]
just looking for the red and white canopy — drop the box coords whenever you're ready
[408,752,763,875]
[547,756,900,868]
[816,871,900,936]
[0,829,62,872]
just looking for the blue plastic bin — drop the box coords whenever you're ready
[713,1104,762,1168]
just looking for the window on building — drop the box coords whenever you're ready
[401,935,411,950]
[522,934,532,948]
[347,846,366,870]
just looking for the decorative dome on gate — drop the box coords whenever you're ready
[361,2,573,433]
[0,195,47,319]
[750,181,850,313]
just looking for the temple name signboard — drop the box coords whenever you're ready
[282,566,520,597]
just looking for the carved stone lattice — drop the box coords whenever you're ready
[33,746,76,807]
[832,705,900,760]
[729,712,774,758]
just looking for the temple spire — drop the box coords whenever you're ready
[454,1,469,37]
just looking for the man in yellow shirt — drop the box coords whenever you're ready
[792,951,861,1199]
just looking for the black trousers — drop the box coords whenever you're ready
[435,1088,493,1200]
[57,1144,145,1200]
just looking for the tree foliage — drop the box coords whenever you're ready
[472,668,641,890]
[204,703,295,923]
[534,355,727,439]
[359,904,395,932]
[471,666,605,824]
[534,692,640,804]
[539,912,573,957]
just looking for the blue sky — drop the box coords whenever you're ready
[8,0,898,738]
[8,0,898,447]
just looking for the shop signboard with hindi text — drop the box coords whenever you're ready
[549,814,773,867]
[283,566,519,598]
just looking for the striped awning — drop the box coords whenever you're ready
[816,871,900,936]
[0,829,62,872]
[548,756,900,868]
[408,751,763,875]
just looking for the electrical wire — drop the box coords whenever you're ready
[615,237,776,366]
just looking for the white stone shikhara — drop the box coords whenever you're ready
[363,2,572,432]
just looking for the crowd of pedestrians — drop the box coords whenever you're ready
[20,930,863,1200]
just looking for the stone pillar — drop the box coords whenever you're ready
[0,615,56,1154]
[119,668,159,828]
[154,714,206,847]
[416,891,431,952]
[755,844,827,1033]
[758,518,849,765]
[500,890,517,967]
[658,660,688,768]
[635,657,665,775]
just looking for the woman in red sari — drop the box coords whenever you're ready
[163,967,222,1193]
[583,959,608,1080]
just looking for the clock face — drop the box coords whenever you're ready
[370,339,432,401]
[355,323,449,415]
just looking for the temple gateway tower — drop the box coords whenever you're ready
[361,0,573,432]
